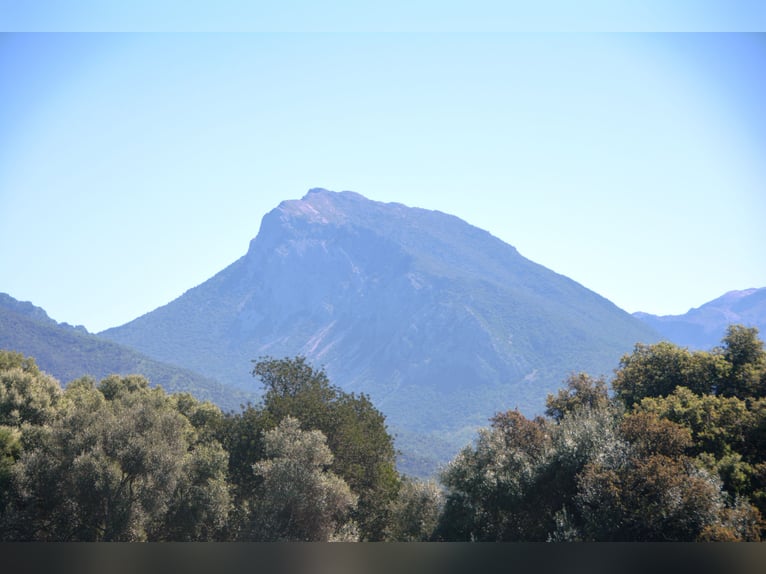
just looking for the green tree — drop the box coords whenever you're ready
[7,375,230,541]
[0,425,21,529]
[252,356,399,540]
[437,410,552,541]
[437,325,766,542]
[561,407,760,541]
[0,426,20,486]
[384,477,443,541]
[151,393,231,541]
[635,387,766,524]
[0,350,61,427]
[217,404,270,531]
[574,454,734,541]
[437,400,630,542]
[0,351,61,538]
[612,342,728,407]
[637,387,754,461]
[249,417,357,541]
[618,411,692,458]
[151,441,231,541]
[545,372,611,422]
[717,325,766,398]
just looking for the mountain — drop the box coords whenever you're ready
[634,287,766,350]
[101,189,660,475]
[0,293,254,411]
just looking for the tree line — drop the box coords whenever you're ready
[1,325,765,541]
[0,354,439,541]
[437,325,766,541]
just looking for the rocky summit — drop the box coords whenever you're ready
[101,189,659,475]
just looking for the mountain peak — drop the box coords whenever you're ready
[103,188,660,475]
[304,187,363,198]
[275,188,364,226]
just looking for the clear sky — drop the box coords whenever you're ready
[1,7,765,333]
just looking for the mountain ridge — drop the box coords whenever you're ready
[0,292,254,411]
[634,287,766,349]
[100,188,660,474]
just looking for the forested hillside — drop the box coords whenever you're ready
[0,293,254,412]
[2,324,765,541]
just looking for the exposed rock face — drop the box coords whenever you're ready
[101,189,659,474]
[635,288,766,350]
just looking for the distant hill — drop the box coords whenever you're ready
[0,293,254,412]
[634,287,766,350]
[100,189,660,476]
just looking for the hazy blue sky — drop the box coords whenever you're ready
[2,1,765,32]
[1,9,765,332]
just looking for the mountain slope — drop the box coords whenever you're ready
[101,189,660,474]
[0,293,254,411]
[634,287,766,350]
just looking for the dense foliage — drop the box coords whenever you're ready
[0,359,231,541]
[436,325,766,541]
[0,353,433,541]
[2,324,765,541]
[221,356,401,541]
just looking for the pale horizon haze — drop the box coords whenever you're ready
[1,27,765,332]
